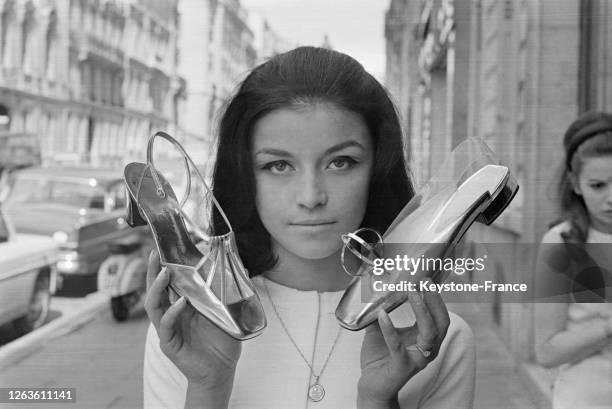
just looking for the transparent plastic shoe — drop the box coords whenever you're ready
[124,131,266,340]
[336,137,519,330]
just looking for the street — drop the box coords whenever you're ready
[0,295,100,347]
[0,297,542,409]
[0,306,148,409]
[449,303,541,409]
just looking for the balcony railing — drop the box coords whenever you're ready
[70,31,124,67]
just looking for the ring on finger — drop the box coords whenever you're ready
[416,345,432,358]
[406,343,433,358]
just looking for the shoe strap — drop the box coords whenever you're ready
[131,161,207,244]
[177,201,213,245]
[144,131,233,233]
[340,227,384,277]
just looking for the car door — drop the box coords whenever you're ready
[0,209,36,324]
[77,179,128,275]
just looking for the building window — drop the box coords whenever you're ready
[45,10,58,81]
[1,1,19,70]
[578,0,594,113]
[578,0,591,113]
[83,63,92,101]
[93,67,102,102]
[104,70,112,104]
[86,116,95,159]
[1,5,9,66]
[21,1,36,73]
[0,105,10,132]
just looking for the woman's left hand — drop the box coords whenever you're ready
[357,291,450,408]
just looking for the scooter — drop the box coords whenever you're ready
[97,233,149,322]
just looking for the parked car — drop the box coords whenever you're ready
[2,166,142,294]
[0,203,58,335]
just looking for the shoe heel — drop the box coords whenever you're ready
[477,174,519,225]
[126,194,148,227]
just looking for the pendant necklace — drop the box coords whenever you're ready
[263,280,342,402]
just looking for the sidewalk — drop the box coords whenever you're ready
[1,292,547,408]
[449,302,541,409]
[0,292,109,372]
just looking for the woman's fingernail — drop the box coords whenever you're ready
[378,310,390,325]
[408,291,424,304]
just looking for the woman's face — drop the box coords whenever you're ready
[573,155,612,233]
[251,103,374,260]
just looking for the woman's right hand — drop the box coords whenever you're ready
[144,250,241,390]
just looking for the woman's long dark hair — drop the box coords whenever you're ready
[210,46,414,276]
[556,111,612,243]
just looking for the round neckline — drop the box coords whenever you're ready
[256,275,347,295]
[255,276,346,316]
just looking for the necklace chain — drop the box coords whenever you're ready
[263,280,342,384]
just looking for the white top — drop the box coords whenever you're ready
[540,222,612,409]
[541,222,612,325]
[143,276,476,409]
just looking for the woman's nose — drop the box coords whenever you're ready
[295,172,328,209]
[606,186,612,204]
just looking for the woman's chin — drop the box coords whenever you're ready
[286,241,342,261]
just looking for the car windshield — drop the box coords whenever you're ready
[5,176,106,209]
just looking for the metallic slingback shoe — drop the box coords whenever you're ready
[124,131,266,340]
[336,137,519,331]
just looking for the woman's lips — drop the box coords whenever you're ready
[291,220,335,225]
[290,221,336,230]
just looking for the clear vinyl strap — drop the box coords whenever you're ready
[144,131,233,232]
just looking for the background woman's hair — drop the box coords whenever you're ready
[209,46,414,276]
[556,111,612,243]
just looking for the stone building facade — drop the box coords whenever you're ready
[385,0,612,364]
[0,0,185,168]
[178,0,291,164]
[249,11,295,66]
[178,0,255,163]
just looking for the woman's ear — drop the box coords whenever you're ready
[568,171,582,196]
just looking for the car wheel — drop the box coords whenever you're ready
[111,296,129,322]
[13,273,51,336]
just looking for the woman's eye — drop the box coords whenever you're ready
[262,161,292,173]
[328,157,357,170]
[589,182,605,190]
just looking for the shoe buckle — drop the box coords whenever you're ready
[340,227,384,277]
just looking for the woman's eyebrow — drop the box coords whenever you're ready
[254,141,365,157]
[324,140,366,155]
[254,148,293,157]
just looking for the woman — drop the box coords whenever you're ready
[534,111,612,409]
[143,46,476,409]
